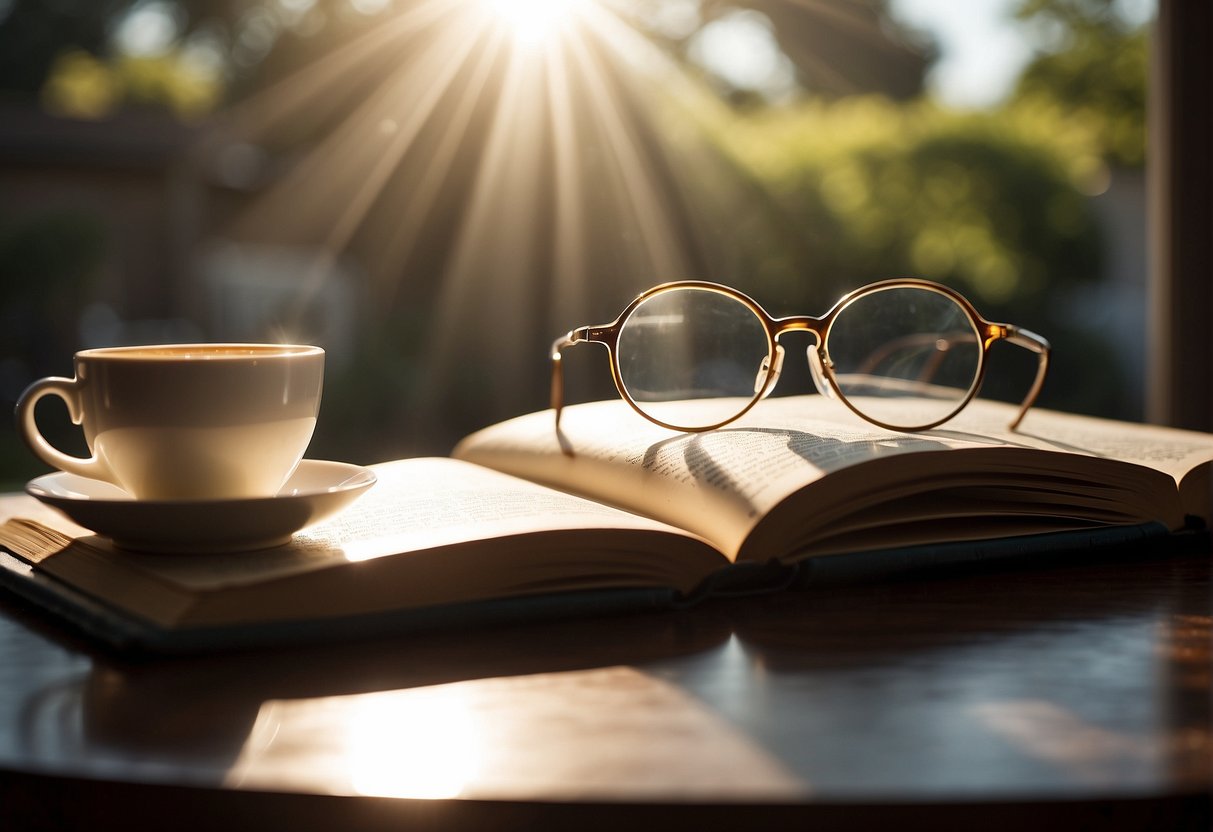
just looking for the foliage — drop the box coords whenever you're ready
[1009,0,1148,168]
[39,48,222,120]
[693,96,1131,416]
[0,0,393,118]
[710,97,1103,301]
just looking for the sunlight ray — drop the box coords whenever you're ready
[563,10,689,281]
[288,15,493,323]
[213,0,461,141]
[313,13,490,258]
[544,34,589,326]
[425,32,562,411]
[237,7,487,233]
[212,0,780,428]
[372,27,513,312]
[231,7,492,329]
[417,0,761,419]
[581,4,794,286]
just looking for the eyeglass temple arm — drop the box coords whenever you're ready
[550,327,592,431]
[1002,326,1051,431]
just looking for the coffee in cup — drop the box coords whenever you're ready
[15,344,324,501]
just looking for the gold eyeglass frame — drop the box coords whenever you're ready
[550,279,1051,433]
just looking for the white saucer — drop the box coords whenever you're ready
[26,460,377,554]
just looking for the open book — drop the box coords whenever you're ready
[1,395,1211,652]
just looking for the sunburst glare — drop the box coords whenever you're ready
[482,0,585,47]
[210,0,790,441]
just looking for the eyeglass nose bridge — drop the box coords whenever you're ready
[764,317,836,400]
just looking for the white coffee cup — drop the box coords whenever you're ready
[15,344,325,501]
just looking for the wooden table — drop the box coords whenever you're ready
[0,541,1209,830]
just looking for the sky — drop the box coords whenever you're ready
[890,0,1031,108]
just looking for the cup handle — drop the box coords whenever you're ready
[15,376,113,484]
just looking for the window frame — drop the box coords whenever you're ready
[1148,0,1213,429]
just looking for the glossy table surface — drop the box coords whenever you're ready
[1,539,1210,830]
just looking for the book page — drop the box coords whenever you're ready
[1,459,730,628]
[938,403,1213,523]
[939,402,1213,484]
[454,397,989,557]
[295,458,716,574]
[1,458,715,595]
[454,396,1213,559]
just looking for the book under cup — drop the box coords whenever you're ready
[1,395,1210,653]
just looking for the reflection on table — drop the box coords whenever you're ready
[1,545,1209,830]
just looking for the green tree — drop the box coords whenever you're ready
[1009,0,1148,167]
[701,97,1124,415]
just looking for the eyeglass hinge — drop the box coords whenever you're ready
[984,323,1012,348]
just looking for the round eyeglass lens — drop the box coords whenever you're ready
[616,287,772,430]
[825,285,982,429]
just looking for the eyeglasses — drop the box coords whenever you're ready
[550,279,1050,433]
